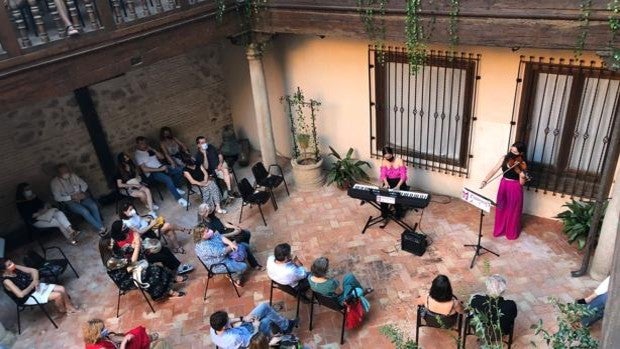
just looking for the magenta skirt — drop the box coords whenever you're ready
[494,178,523,240]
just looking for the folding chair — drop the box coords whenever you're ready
[251,162,289,210]
[269,280,302,320]
[238,178,271,226]
[197,257,240,300]
[2,287,58,335]
[309,291,347,345]
[415,304,463,349]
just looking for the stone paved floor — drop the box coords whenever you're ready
[0,159,604,348]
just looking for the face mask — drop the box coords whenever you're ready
[201,143,208,150]
[387,156,395,162]
[23,190,34,198]
[61,173,70,179]
[100,328,110,338]
[128,209,137,216]
[507,151,518,159]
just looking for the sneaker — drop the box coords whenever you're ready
[178,198,188,208]
[177,263,194,275]
[216,208,227,214]
[176,188,186,195]
[98,227,108,237]
[284,318,299,334]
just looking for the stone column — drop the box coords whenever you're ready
[591,167,620,280]
[246,42,277,167]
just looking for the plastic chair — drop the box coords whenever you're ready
[251,162,289,210]
[196,257,240,300]
[238,178,271,226]
[415,304,463,349]
[309,291,347,345]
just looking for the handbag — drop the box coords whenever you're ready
[142,238,162,254]
[106,257,129,271]
[344,294,365,330]
[127,259,150,288]
[229,243,247,262]
[152,216,165,230]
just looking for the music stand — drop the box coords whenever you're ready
[462,187,499,269]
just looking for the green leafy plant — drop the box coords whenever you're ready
[215,0,268,30]
[281,87,321,164]
[606,0,620,70]
[555,199,606,250]
[326,146,371,189]
[379,324,418,349]
[532,298,599,349]
[405,0,426,73]
[467,298,506,349]
[575,0,593,57]
[357,0,389,63]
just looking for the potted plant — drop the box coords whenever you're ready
[281,87,324,190]
[555,199,607,250]
[326,146,371,190]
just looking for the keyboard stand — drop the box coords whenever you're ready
[360,200,417,234]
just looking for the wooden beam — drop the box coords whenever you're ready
[0,6,21,57]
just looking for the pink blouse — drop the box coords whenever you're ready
[380,165,407,182]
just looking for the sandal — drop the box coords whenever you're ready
[172,247,186,254]
[177,264,194,275]
[149,333,159,342]
[174,274,189,283]
[66,25,79,36]
[254,265,266,271]
[363,287,374,295]
[226,275,243,287]
[169,291,186,298]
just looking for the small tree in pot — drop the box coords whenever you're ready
[281,87,324,190]
[326,146,371,190]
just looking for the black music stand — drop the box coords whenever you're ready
[360,191,417,234]
[462,188,499,269]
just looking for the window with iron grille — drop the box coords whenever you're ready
[369,47,480,176]
[513,57,620,199]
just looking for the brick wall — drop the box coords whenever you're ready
[0,44,233,235]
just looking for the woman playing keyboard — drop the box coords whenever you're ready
[379,146,409,224]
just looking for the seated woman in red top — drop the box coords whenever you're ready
[82,318,163,349]
[379,146,409,223]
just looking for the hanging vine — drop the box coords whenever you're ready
[405,0,426,73]
[215,0,268,30]
[357,0,389,63]
[448,0,460,51]
[608,0,620,69]
[575,0,593,57]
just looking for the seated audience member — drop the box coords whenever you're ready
[51,163,106,236]
[248,333,269,349]
[415,274,465,327]
[7,0,79,35]
[116,152,157,217]
[209,303,297,349]
[110,220,191,282]
[1,258,80,314]
[182,158,226,214]
[309,257,373,305]
[193,226,250,287]
[119,202,185,254]
[197,203,250,244]
[469,274,518,335]
[134,136,188,208]
[577,275,610,327]
[82,318,164,349]
[195,136,238,197]
[16,182,80,245]
[159,127,191,168]
[266,243,309,291]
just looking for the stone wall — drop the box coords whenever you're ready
[0,43,234,235]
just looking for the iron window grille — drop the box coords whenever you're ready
[369,46,480,177]
[510,56,620,200]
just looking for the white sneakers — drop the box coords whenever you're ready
[178,198,188,208]
[176,188,185,195]
[216,208,227,214]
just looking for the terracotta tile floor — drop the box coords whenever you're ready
[1,160,603,348]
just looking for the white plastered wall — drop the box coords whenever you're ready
[220,34,614,219]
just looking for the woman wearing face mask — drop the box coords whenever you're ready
[480,142,528,240]
[118,202,186,254]
[116,152,157,217]
[15,182,80,245]
[159,127,190,168]
[379,146,409,223]
[82,318,162,349]
[183,158,226,214]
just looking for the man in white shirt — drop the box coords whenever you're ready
[577,276,610,327]
[134,136,188,208]
[50,163,105,235]
[266,243,309,290]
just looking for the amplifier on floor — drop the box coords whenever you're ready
[401,229,427,256]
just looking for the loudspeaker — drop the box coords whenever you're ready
[401,230,428,256]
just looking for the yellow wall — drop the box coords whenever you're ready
[220,35,610,219]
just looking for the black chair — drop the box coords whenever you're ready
[2,286,58,335]
[251,162,289,210]
[98,238,156,318]
[238,178,271,226]
[415,304,463,349]
[197,257,240,300]
[462,313,514,349]
[309,291,347,345]
[142,175,165,201]
[22,247,79,284]
[269,280,302,321]
[185,179,204,212]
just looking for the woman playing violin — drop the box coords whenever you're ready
[480,142,528,240]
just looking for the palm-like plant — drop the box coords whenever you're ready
[555,199,606,250]
[326,146,371,189]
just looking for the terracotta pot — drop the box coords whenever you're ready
[291,156,324,191]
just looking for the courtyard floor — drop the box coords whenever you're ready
[0,159,603,348]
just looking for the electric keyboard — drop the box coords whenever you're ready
[347,184,431,209]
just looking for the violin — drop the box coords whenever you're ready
[506,154,532,182]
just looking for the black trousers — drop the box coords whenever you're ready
[381,178,409,218]
[146,247,181,272]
